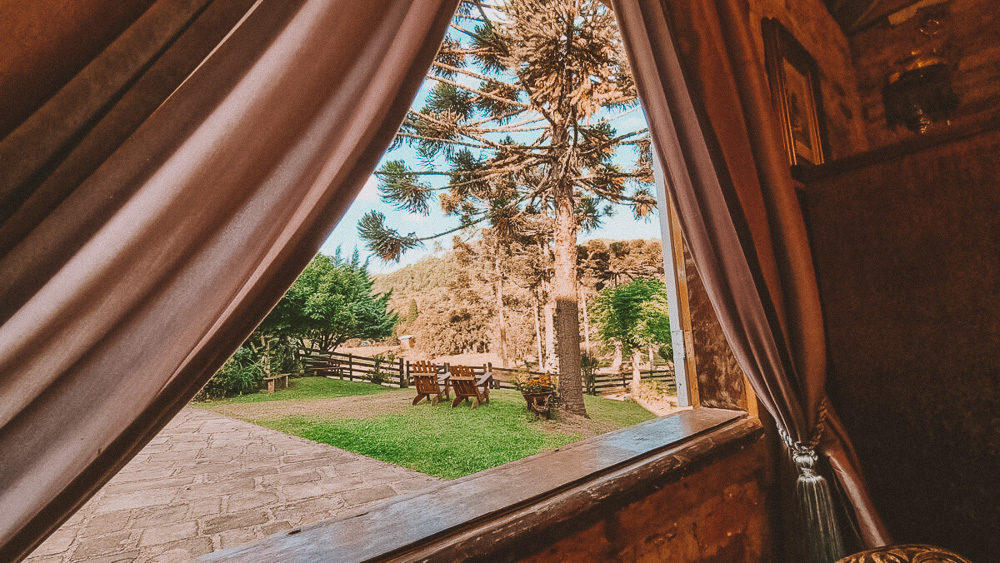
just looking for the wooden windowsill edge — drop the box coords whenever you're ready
[203,408,760,562]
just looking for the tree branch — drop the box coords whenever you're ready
[427,75,531,109]
[396,132,494,150]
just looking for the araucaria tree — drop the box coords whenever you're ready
[359,0,654,416]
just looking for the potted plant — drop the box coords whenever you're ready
[513,372,558,418]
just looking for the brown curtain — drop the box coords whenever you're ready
[0,0,459,560]
[612,0,892,554]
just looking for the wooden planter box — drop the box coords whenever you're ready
[522,391,553,418]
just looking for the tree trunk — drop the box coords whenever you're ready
[495,260,509,368]
[631,348,643,396]
[580,287,591,354]
[610,342,623,373]
[532,296,544,370]
[544,301,557,373]
[553,181,586,416]
[262,334,271,376]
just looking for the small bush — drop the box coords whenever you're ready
[257,335,303,377]
[658,344,674,365]
[369,351,398,385]
[195,347,265,401]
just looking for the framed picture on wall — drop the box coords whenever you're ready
[762,18,827,167]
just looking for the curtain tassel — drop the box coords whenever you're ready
[786,436,845,563]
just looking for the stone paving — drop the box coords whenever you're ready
[25,407,441,562]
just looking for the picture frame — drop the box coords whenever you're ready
[762,18,828,167]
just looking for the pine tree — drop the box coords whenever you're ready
[359,0,654,415]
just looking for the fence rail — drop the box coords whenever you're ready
[299,348,676,394]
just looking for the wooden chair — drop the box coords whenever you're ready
[448,365,492,408]
[410,360,449,405]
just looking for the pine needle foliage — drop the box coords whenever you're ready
[363,0,653,258]
[360,0,655,416]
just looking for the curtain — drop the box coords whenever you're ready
[612,0,892,558]
[0,0,459,559]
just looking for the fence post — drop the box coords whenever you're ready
[399,358,407,388]
[348,354,353,381]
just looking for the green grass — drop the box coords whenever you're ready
[196,376,391,405]
[199,379,658,479]
[258,395,578,479]
[581,394,656,427]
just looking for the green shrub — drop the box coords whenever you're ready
[195,346,265,400]
[369,351,397,385]
[658,343,674,365]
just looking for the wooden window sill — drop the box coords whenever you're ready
[204,408,761,562]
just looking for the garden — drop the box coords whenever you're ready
[194,377,655,479]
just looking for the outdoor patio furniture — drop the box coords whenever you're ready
[262,373,289,393]
[448,365,492,408]
[411,360,449,405]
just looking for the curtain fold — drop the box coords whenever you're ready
[612,0,891,555]
[0,0,459,559]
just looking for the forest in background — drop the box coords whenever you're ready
[371,237,666,369]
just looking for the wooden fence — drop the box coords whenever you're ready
[299,348,676,395]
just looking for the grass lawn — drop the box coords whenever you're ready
[196,377,656,479]
[194,376,392,405]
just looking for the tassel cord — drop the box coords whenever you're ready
[778,399,846,563]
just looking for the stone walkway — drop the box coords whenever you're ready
[25,407,440,562]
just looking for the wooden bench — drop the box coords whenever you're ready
[411,361,450,405]
[448,365,492,408]
[263,373,290,393]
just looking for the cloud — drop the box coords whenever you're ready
[356,175,379,202]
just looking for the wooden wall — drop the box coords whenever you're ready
[521,430,774,563]
[748,0,869,159]
[849,0,1000,150]
[682,243,750,411]
[803,127,1000,562]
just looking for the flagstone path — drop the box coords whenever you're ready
[25,407,440,562]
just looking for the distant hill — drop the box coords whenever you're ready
[369,238,665,358]
[371,256,460,297]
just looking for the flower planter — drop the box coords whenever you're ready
[522,391,553,418]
